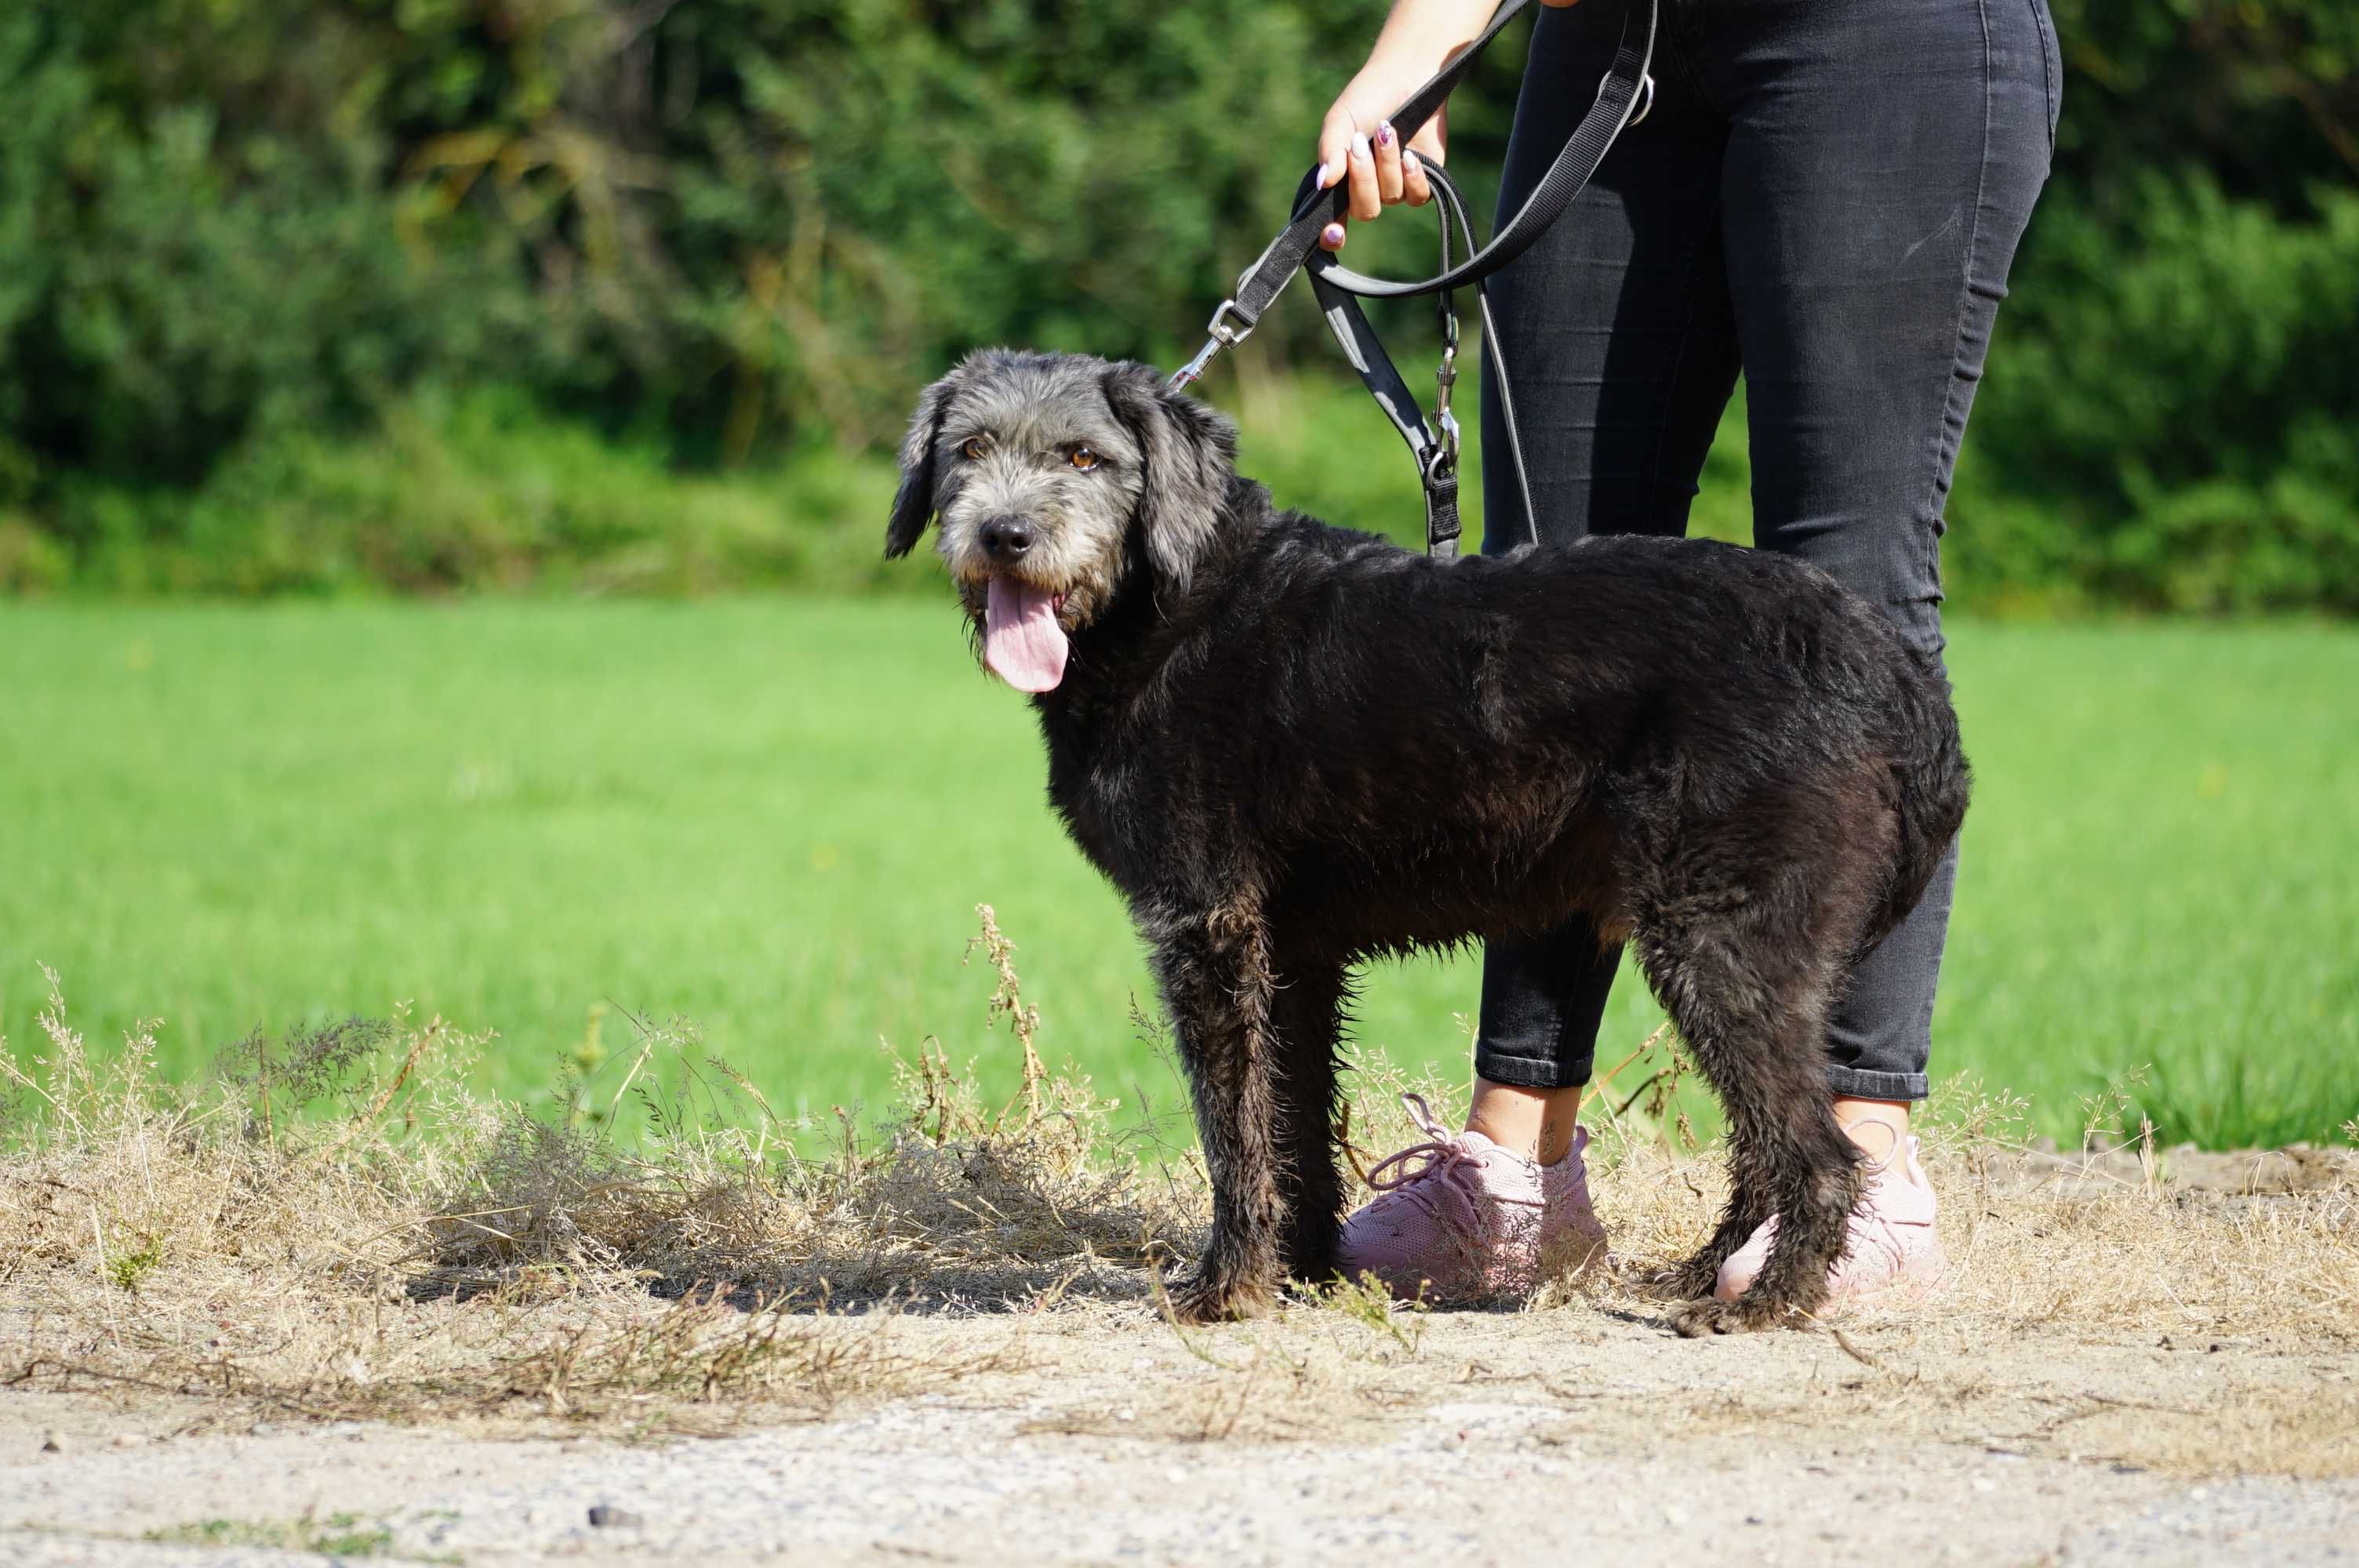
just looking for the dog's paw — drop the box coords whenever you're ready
[1666,1293,1805,1337]
[1165,1275,1275,1326]
[1645,1257,1723,1303]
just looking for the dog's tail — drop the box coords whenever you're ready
[1871,646,1972,949]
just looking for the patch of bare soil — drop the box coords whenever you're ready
[4,1308,2356,1566]
[5,920,2355,1564]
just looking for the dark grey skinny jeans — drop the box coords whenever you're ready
[1473,0,2057,1102]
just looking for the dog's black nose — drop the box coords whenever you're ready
[980,517,1036,560]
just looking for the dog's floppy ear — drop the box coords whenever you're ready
[885,373,954,558]
[1101,362,1238,591]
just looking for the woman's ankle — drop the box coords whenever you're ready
[1466,1077,1585,1166]
[1831,1095,1912,1167]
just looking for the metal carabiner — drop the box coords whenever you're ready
[1204,297,1255,347]
[1167,298,1257,391]
[1434,340,1461,467]
[1427,422,1459,483]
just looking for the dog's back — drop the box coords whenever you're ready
[1190,514,1968,956]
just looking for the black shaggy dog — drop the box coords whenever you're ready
[885,349,1968,1334]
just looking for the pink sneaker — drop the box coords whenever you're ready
[1714,1134,1946,1304]
[1336,1094,1608,1304]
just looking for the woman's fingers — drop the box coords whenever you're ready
[1313,85,1454,245]
[1401,148,1434,208]
[1314,108,1350,247]
[1315,109,1354,194]
[1372,121,1406,205]
[1346,130,1381,221]
[1315,105,1353,249]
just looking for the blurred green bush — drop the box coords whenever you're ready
[0,0,2351,608]
[37,388,902,596]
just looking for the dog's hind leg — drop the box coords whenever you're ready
[1267,956,1351,1289]
[1627,840,1873,1334]
[1150,901,1292,1323]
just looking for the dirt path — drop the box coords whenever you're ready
[6,1308,2355,1566]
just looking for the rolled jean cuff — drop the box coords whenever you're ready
[1472,1036,1592,1092]
[1824,1066,1930,1103]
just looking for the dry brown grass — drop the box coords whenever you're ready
[1562,1067,2359,1342]
[4,912,2354,1444]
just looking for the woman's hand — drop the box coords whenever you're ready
[1314,67,1448,252]
[1314,0,1582,252]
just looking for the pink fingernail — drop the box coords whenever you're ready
[1350,131,1371,162]
[1376,122,1395,148]
[1317,160,1336,187]
[1321,223,1346,248]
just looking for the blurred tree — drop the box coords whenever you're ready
[0,0,2350,606]
[1967,0,2359,609]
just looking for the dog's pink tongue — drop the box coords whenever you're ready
[983,579,1068,693]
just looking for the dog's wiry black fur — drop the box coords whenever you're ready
[887,350,1970,1334]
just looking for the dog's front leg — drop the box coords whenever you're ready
[1151,905,1289,1323]
[1268,957,1350,1288]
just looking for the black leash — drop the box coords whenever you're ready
[1169,0,1657,558]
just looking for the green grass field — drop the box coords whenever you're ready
[3,600,2354,1148]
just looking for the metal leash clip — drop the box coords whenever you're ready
[1167,299,1256,392]
[1432,339,1461,474]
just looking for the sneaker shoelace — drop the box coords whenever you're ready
[1361,1093,1509,1241]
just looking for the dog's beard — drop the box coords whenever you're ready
[983,579,1068,691]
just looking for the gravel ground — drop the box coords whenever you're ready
[5,1306,2354,1567]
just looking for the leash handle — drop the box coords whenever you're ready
[1170,0,1656,557]
[1307,0,1652,554]
[1231,0,1656,323]
[1169,0,1654,376]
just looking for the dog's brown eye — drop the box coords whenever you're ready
[1067,445,1100,471]
[960,437,988,460]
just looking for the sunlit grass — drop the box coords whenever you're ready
[1,599,2352,1147]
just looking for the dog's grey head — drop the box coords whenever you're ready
[884,350,1237,692]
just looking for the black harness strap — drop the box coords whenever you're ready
[1306,167,1477,554]
[1309,161,1543,557]
[1170,0,1657,557]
